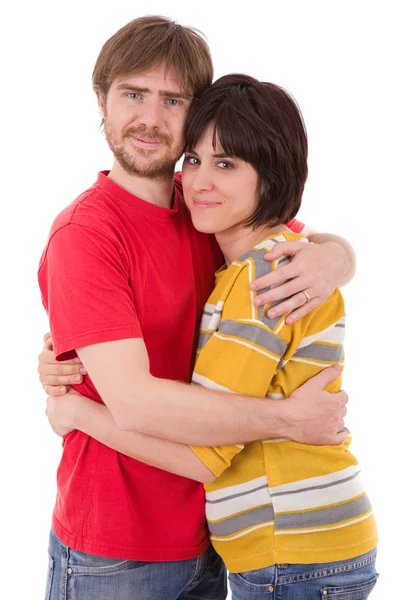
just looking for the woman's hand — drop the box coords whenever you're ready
[45,391,84,437]
[38,333,87,396]
[250,240,351,323]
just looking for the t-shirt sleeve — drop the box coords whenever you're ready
[38,223,142,360]
[190,269,288,477]
[287,217,304,233]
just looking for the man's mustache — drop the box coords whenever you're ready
[123,126,171,145]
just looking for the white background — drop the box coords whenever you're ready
[1,1,398,598]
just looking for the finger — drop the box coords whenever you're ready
[254,279,304,307]
[44,384,69,396]
[41,374,84,386]
[263,242,303,261]
[338,390,348,405]
[250,263,297,292]
[334,430,349,445]
[45,335,54,350]
[266,292,317,320]
[298,364,343,390]
[284,296,320,324]
[44,332,51,344]
[41,363,87,377]
[341,405,347,418]
[38,349,82,368]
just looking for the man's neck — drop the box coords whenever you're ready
[107,160,175,209]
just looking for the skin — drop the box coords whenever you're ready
[40,64,351,459]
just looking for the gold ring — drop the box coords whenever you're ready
[302,290,310,304]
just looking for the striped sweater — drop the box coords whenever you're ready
[190,231,378,573]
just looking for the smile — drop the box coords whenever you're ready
[193,199,221,208]
[132,137,161,149]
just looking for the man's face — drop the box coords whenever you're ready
[100,65,192,179]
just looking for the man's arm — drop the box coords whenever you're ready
[46,393,216,483]
[75,337,347,446]
[250,230,356,323]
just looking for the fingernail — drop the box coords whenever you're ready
[80,368,87,375]
[74,375,82,382]
[268,310,276,318]
[250,283,256,291]
[73,358,82,364]
[254,298,261,306]
[59,387,66,393]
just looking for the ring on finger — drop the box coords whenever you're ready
[301,290,311,304]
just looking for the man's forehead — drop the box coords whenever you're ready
[113,65,188,94]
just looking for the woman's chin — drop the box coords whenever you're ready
[191,219,219,235]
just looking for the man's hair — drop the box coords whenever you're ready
[184,74,308,228]
[92,16,213,97]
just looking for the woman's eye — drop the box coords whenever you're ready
[217,161,234,169]
[184,156,199,165]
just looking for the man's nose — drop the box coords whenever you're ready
[138,99,163,130]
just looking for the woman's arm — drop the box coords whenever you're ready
[46,392,216,483]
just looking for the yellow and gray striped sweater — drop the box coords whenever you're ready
[190,231,377,573]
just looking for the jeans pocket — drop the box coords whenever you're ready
[320,573,379,599]
[68,548,131,574]
[45,553,54,600]
[229,567,275,591]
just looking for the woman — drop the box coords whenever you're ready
[41,74,378,598]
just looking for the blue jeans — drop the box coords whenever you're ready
[45,529,227,600]
[228,549,378,599]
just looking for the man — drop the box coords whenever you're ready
[38,16,352,600]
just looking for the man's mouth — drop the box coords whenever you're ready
[132,137,162,149]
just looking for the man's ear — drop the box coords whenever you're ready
[97,92,106,118]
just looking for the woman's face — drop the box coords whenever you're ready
[182,125,259,235]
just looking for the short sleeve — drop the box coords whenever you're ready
[38,223,142,360]
[287,218,304,233]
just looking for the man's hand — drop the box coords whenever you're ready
[38,334,87,396]
[46,393,80,437]
[280,364,348,445]
[250,240,351,324]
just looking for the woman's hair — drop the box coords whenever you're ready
[184,74,308,227]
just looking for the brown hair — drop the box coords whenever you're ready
[185,74,308,228]
[92,16,213,98]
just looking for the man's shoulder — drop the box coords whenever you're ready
[49,181,120,240]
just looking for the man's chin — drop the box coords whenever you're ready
[119,158,176,180]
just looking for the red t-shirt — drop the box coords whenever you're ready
[38,171,303,561]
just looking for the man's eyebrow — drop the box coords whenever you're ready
[115,85,151,93]
[159,90,192,100]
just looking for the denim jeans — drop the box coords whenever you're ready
[45,529,227,600]
[228,549,378,599]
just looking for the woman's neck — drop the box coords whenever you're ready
[216,223,290,266]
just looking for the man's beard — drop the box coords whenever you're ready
[104,122,183,180]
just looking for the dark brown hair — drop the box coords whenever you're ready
[92,16,213,98]
[185,74,308,227]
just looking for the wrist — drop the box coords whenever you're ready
[64,393,85,429]
[257,398,291,439]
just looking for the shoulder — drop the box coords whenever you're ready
[47,181,123,246]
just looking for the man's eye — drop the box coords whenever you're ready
[127,93,140,100]
[166,99,181,106]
